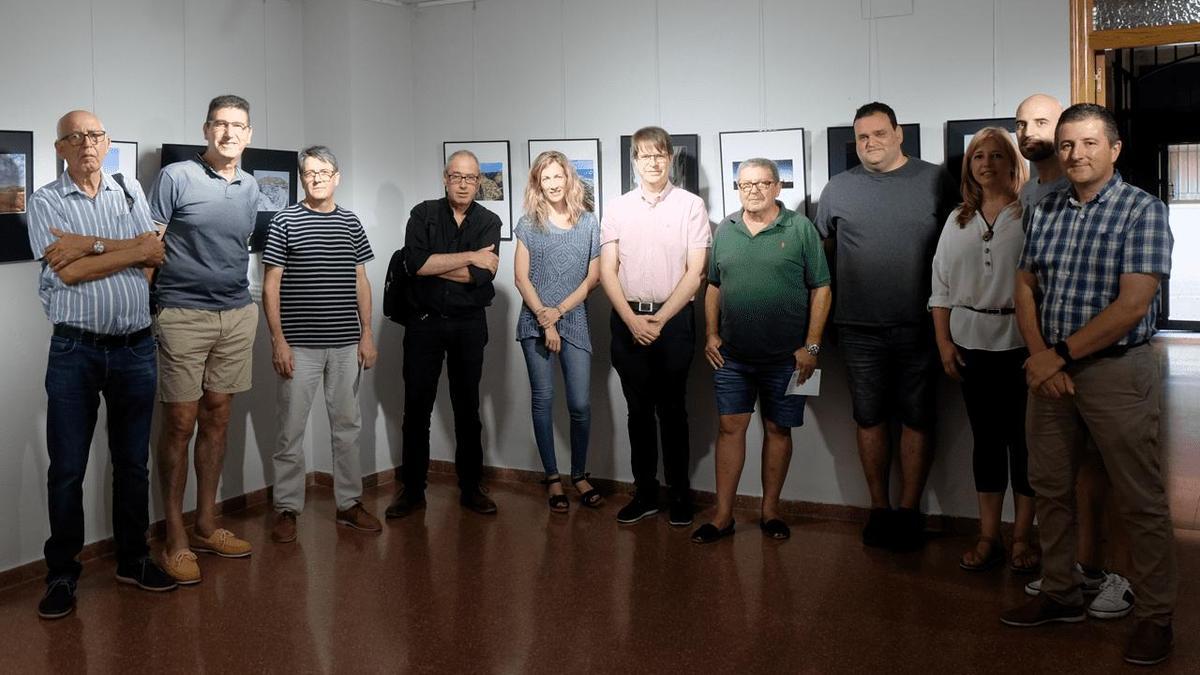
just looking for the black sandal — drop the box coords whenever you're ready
[541,475,569,514]
[759,518,791,540]
[690,521,735,544]
[571,473,604,508]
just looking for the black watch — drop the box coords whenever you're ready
[1052,341,1074,366]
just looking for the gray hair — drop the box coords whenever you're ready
[737,157,779,182]
[445,149,480,174]
[298,145,339,172]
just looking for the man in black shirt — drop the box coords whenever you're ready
[386,150,501,517]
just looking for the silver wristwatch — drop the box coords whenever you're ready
[92,240,105,254]
[805,343,821,356]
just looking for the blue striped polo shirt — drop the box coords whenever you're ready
[27,171,156,334]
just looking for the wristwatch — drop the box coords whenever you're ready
[804,343,821,356]
[91,240,105,254]
[1053,340,1074,366]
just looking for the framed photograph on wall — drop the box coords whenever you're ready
[944,118,1027,185]
[0,130,34,263]
[162,144,299,252]
[58,140,139,185]
[445,140,513,241]
[528,138,602,222]
[619,133,699,196]
[718,128,806,218]
[826,124,921,179]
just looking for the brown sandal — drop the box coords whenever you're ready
[1009,539,1041,574]
[959,536,1005,571]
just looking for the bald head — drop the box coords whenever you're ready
[54,110,109,179]
[1015,94,1063,163]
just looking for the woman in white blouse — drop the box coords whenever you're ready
[930,127,1035,573]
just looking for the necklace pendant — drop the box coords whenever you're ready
[981,230,993,242]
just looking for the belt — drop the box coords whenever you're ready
[960,306,1015,315]
[628,301,663,315]
[1089,339,1149,360]
[53,324,152,347]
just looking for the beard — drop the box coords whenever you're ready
[1021,139,1055,163]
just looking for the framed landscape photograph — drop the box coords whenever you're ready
[944,118,1026,185]
[718,128,806,218]
[58,140,139,186]
[444,140,513,241]
[826,123,921,179]
[619,133,699,196]
[0,130,34,263]
[161,144,298,251]
[528,138,602,222]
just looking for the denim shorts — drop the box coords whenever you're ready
[712,350,806,428]
[838,323,937,429]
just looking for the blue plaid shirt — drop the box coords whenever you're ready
[1019,172,1172,346]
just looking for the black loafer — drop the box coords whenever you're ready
[690,521,735,544]
[116,557,178,592]
[759,518,791,540]
[37,579,76,620]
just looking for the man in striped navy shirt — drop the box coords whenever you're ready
[28,110,176,620]
[261,146,380,543]
[1003,104,1176,666]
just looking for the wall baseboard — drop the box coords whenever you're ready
[0,461,985,592]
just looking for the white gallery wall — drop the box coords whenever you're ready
[0,0,1068,573]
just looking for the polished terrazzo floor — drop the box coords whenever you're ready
[2,474,1197,674]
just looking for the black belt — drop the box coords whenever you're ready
[1089,339,1149,360]
[53,324,152,347]
[628,301,663,315]
[960,306,1015,315]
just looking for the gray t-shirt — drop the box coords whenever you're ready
[815,157,956,326]
[514,211,600,352]
[1019,175,1069,229]
[149,155,259,310]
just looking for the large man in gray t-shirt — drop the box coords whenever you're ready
[815,102,956,553]
[148,95,260,585]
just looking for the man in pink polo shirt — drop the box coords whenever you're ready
[599,126,711,526]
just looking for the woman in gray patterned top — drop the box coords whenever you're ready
[514,151,602,513]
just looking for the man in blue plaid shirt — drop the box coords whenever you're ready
[1001,103,1175,666]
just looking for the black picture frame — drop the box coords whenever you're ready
[620,133,700,195]
[0,130,35,263]
[527,138,603,223]
[161,144,298,252]
[944,118,1019,185]
[826,124,921,179]
[444,140,514,240]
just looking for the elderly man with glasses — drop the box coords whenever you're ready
[147,94,260,584]
[261,145,381,543]
[385,149,502,518]
[28,110,174,619]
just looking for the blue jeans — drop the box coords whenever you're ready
[519,337,592,478]
[44,331,157,582]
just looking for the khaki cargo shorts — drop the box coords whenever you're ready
[154,304,258,402]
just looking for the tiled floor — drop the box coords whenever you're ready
[2,475,1196,674]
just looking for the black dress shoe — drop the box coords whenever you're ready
[891,507,926,552]
[690,521,735,544]
[616,498,658,524]
[460,485,498,514]
[37,579,76,620]
[861,508,893,548]
[668,500,693,527]
[385,487,426,519]
[116,557,178,592]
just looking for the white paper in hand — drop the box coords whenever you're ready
[786,368,821,396]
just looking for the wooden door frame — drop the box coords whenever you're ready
[1070,0,1200,104]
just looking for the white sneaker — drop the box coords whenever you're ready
[1024,562,1106,597]
[1088,572,1135,619]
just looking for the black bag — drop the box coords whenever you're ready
[383,249,412,325]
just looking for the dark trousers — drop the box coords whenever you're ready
[401,312,487,494]
[610,303,695,502]
[44,332,157,583]
[959,346,1033,496]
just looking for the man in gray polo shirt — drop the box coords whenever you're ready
[815,101,956,552]
[148,94,259,584]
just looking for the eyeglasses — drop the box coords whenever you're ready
[57,130,108,147]
[447,173,480,185]
[737,180,777,193]
[207,120,250,134]
[637,153,668,164]
[301,169,337,180]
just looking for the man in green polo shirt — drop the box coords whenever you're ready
[691,158,831,544]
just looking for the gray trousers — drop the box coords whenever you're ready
[1027,343,1177,624]
[273,345,364,513]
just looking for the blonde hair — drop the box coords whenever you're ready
[524,151,586,229]
[957,127,1027,226]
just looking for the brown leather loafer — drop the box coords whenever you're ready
[271,511,297,543]
[336,503,382,533]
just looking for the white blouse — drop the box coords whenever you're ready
[928,203,1025,351]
